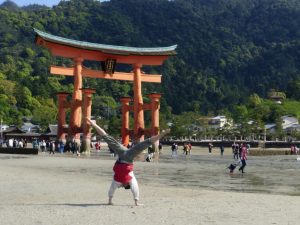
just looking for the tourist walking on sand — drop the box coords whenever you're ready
[291,145,296,155]
[146,146,154,162]
[239,143,243,158]
[87,118,170,206]
[231,142,236,154]
[95,141,101,151]
[183,143,189,155]
[71,139,81,156]
[295,145,299,155]
[238,143,248,173]
[246,143,251,153]
[18,139,23,148]
[41,140,46,152]
[233,143,239,159]
[220,145,224,157]
[49,141,55,154]
[171,143,178,158]
[188,143,192,155]
[58,141,64,153]
[208,142,213,153]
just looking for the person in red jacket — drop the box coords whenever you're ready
[238,143,248,173]
[87,118,170,206]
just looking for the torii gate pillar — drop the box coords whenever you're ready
[120,97,131,147]
[133,64,145,143]
[56,89,95,153]
[69,57,83,145]
[149,93,161,137]
[82,88,96,154]
[120,93,162,147]
[57,92,70,144]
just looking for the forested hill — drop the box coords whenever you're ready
[1,0,300,129]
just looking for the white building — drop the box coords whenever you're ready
[208,116,232,129]
[0,123,9,140]
[21,122,40,133]
[0,124,9,132]
[281,115,298,129]
[265,115,299,133]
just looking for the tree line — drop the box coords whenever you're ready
[0,0,300,139]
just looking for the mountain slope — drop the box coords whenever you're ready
[0,0,300,125]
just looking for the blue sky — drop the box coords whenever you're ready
[0,0,106,7]
[0,0,61,7]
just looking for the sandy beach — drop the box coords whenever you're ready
[1,146,300,225]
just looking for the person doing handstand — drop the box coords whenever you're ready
[87,118,170,206]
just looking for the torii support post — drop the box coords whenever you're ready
[149,93,161,137]
[133,64,145,143]
[81,88,96,154]
[57,92,70,144]
[149,93,161,161]
[120,97,131,147]
[69,57,83,144]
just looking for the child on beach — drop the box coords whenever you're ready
[87,118,170,206]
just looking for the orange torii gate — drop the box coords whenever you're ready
[34,29,176,152]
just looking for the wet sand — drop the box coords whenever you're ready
[1,146,300,225]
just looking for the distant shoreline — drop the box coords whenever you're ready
[162,140,298,148]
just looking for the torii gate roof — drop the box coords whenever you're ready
[34,28,177,56]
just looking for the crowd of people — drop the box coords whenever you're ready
[170,142,192,158]
[1,135,253,179]
[32,139,63,154]
[204,142,249,173]
[0,138,28,148]
[169,141,249,173]
[1,134,251,174]
[32,138,81,156]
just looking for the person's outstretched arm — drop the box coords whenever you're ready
[87,118,107,136]
[150,129,170,143]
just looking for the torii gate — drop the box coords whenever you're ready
[34,29,176,153]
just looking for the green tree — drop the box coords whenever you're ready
[232,105,249,124]
[31,97,57,130]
